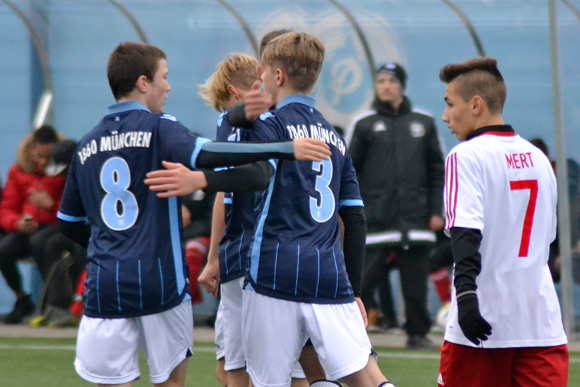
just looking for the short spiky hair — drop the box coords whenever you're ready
[107,42,167,100]
[197,53,259,112]
[261,32,325,94]
[259,29,293,59]
[439,57,507,114]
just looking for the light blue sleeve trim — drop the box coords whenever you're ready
[191,137,213,169]
[223,197,233,205]
[57,211,87,223]
[338,199,364,209]
[200,141,294,155]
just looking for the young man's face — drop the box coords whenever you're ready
[375,73,403,107]
[442,81,476,141]
[260,64,278,103]
[145,59,171,113]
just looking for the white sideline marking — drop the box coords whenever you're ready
[0,345,579,363]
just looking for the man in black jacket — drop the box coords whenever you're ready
[347,63,445,350]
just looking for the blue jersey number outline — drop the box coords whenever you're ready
[310,158,335,223]
[100,157,139,230]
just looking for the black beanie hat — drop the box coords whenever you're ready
[46,139,78,176]
[376,63,407,90]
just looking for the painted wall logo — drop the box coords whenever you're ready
[258,7,405,130]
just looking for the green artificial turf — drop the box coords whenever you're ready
[0,337,578,386]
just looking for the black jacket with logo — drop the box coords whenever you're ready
[348,96,445,246]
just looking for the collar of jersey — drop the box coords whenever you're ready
[107,100,151,115]
[276,93,317,110]
[466,124,515,141]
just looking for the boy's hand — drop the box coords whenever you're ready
[244,81,274,121]
[198,256,220,297]
[355,297,368,328]
[293,138,331,161]
[145,161,208,198]
[457,293,492,345]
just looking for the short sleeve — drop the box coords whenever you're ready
[156,116,206,169]
[58,159,86,221]
[339,154,363,208]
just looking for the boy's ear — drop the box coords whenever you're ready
[135,75,148,93]
[471,95,484,116]
[276,68,285,87]
[226,85,239,99]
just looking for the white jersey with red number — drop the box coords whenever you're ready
[444,128,567,348]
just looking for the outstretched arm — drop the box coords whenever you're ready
[145,160,274,198]
[195,137,330,169]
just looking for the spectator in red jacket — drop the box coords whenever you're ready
[0,125,66,324]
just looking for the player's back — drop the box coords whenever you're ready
[445,130,565,346]
[247,95,362,304]
[216,111,256,284]
[59,102,200,318]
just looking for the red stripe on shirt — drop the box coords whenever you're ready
[452,153,459,227]
[480,131,516,137]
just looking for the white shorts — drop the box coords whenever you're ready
[215,297,225,361]
[242,290,372,386]
[219,278,305,378]
[221,277,245,370]
[75,300,193,385]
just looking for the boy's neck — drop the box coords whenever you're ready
[274,86,306,106]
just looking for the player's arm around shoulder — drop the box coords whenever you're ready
[251,113,331,162]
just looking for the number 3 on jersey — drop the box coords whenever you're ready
[510,179,538,257]
[100,157,139,230]
[310,159,335,223]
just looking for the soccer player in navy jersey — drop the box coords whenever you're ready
[240,32,393,387]
[196,52,277,387]
[195,49,325,387]
[56,41,330,387]
[144,33,395,387]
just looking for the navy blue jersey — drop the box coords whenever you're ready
[215,111,257,284]
[247,94,363,304]
[58,101,212,318]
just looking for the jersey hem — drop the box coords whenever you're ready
[249,284,355,305]
[83,295,186,319]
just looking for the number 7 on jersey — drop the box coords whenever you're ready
[509,179,538,257]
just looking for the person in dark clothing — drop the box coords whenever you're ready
[347,63,445,350]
